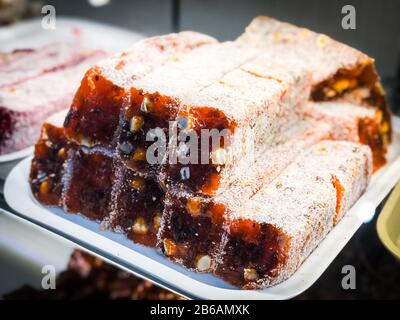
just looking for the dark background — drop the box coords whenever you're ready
[42,0,400,114]
[45,0,399,79]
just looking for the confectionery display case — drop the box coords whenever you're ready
[1,0,400,300]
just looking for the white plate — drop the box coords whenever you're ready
[4,117,400,300]
[0,17,144,166]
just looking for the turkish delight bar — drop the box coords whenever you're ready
[214,141,371,288]
[158,120,332,270]
[306,101,386,169]
[62,146,115,221]
[110,56,312,249]
[155,56,311,194]
[30,113,68,206]
[104,46,303,244]
[44,33,217,223]
[28,17,390,290]
[0,49,105,155]
[237,16,391,154]
[0,43,103,88]
[4,249,184,300]
[106,163,165,246]
[64,32,218,148]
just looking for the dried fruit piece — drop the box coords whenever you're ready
[133,147,146,161]
[186,197,202,216]
[130,177,145,191]
[163,239,177,256]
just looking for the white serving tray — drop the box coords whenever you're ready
[4,117,400,300]
[0,17,144,173]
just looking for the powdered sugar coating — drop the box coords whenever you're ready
[97,31,218,89]
[237,16,372,85]
[225,141,372,288]
[0,53,104,155]
[306,101,376,142]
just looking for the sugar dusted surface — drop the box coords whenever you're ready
[135,42,259,105]
[237,16,371,84]
[0,43,100,89]
[216,120,332,210]
[97,31,218,89]
[0,53,103,154]
[226,141,372,288]
[306,101,377,142]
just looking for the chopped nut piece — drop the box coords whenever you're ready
[153,212,162,230]
[195,254,212,272]
[163,239,177,256]
[80,138,93,147]
[318,146,328,153]
[210,148,226,165]
[333,78,357,93]
[130,177,145,191]
[130,116,144,133]
[381,121,390,134]
[323,87,336,98]
[132,217,149,235]
[133,147,146,161]
[187,197,202,216]
[244,268,259,282]
[141,97,153,113]
[40,180,50,194]
[57,147,66,158]
[316,34,330,47]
